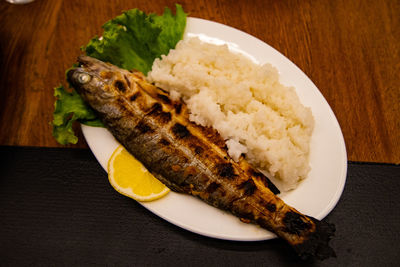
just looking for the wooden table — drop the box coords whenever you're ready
[0,0,399,164]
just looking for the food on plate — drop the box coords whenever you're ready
[148,37,314,191]
[108,145,170,201]
[67,55,335,260]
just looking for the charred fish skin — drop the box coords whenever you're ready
[68,55,335,260]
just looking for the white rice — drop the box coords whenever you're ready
[147,37,314,191]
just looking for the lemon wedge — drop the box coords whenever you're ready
[107,145,170,201]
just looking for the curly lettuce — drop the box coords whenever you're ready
[85,4,186,74]
[52,4,187,144]
[52,85,103,145]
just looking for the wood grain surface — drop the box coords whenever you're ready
[0,0,399,164]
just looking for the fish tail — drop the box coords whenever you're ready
[293,217,336,260]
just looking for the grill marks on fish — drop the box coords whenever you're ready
[194,146,204,155]
[69,55,336,260]
[205,181,221,194]
[124,75,131,88]
[159,138,170,146]
[283,212,312,235]
[217,163,237,179]
[157,93,172,104]
[172,123,191,139]
[135,121,153,134]
[266,202,277,212]
[130,92,141,102]
[114,80,127,92]
[174,103,182,115]
[238,179,257,196]
[248,169,280,195]
[148,103,172,124]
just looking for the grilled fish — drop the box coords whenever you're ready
[68,55,335,260]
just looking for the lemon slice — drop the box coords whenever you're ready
[107,145,170,201]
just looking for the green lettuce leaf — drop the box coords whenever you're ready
[52,5,187,145]
[52,85,103,144]
[85,4,186,74]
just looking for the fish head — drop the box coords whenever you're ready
[67,55,158,116]
[67,55,123,102]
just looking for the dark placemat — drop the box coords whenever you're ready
[0,146,399,266]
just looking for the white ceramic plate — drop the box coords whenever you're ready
[81,17,347,241]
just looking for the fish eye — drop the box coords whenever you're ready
[77,72,91,84]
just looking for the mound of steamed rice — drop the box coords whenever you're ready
[147,37,314,191]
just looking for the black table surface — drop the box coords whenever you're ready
[1,146,399,266]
